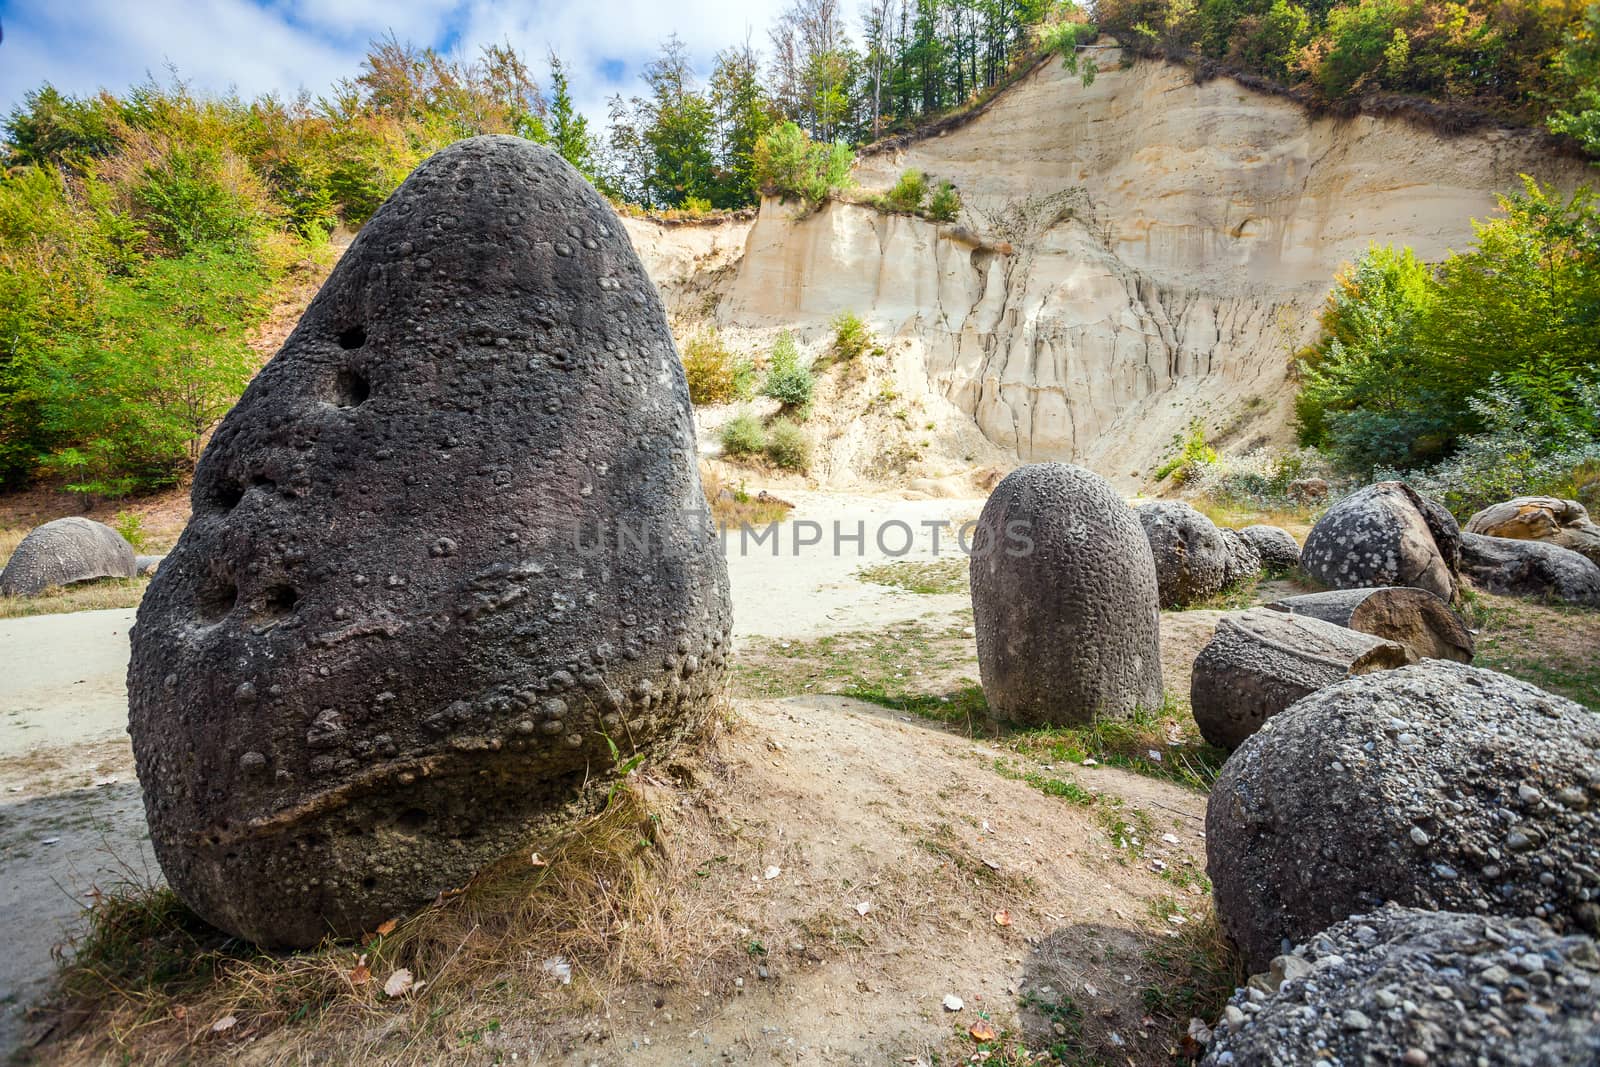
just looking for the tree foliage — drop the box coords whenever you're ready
[1297,180,1600,474]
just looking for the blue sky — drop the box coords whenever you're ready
[0,0,792,125]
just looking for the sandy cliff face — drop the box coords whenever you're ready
[628,48,1591,483]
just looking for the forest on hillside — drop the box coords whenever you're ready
[0,0,1596,503]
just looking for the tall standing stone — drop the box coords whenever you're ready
[127,137,733,948]
[971,463,1162,726]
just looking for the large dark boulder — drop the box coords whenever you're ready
[1266,586,1474,663]
[1203,906,1600,1067]
[1459,532,1600,607]
[1236,524,1300,570]
[1207,662,1600,971]
[1300,481,1461,602]
[971,463,1161,726]
[127,137,733,948]
[1218,527,1263,587]
[1189,609,1413,750]
[0,517,136,596]
[1136,501,1229,607]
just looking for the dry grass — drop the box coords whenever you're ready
[41,736,748,1064]
[1185,497,1317,539]
[0,577,150,620]
[700,465,794,529]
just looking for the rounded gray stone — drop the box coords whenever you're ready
[127,136,733,948]
[1218,527,1263,587]
[1459,532,1600,607]
[0,517,136,596]
[1203,907,1600,1066]
[971,462,1162,726]
[1207,661,1600,971]
[1136,501,1229,607]
[1301,481,1460,602]
[1237,524,1300,570]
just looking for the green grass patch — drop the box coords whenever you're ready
[855,558,968,595]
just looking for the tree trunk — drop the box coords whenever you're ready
[1265,587,1474,663]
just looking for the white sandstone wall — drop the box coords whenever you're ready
[628,47,1592,484]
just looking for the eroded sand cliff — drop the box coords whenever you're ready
[626,45,1590,484]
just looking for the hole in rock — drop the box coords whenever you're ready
[197,577,238,622]
[337,325,367,350]
[211,481,245,511]
[396,808,429,832]
[362,876,377,890]
[333,367,370,408]
[254,584,300,620]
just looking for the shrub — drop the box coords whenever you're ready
[1153,418,1218,484]
[883,170,927,213]
[720,412,766,457]
[681,330,752,405]
[830,312,873,362]
[1038,14,1100,86]
[113,511,147,551]
[752,121,853,202]
[927,182,961,222]
[760,330,814,417]
[764,419,811,471]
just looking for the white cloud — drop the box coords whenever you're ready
[0,0,806,126]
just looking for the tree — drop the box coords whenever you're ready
[710,42,777,205]
[547,52,596,178]
[641,37,719,207]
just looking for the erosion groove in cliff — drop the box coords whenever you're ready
[625,48,1590,485]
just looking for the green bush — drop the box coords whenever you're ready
[681,330,753,404]
[760,330,815,417]
[764,418,812,471]
[883,170,927,213]
[927,182,962,222]
[1153,418,1218,484]
[113,510,147,551]
[1298,180,1600,476]
[830,312,873,362]
[1038,17,1100,86]
[720,412,767,457]
[751,122,854,202]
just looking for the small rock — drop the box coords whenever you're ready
[942,994,964,1012]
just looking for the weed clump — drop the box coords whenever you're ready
[764,418,811,471]
[720,412,767,457]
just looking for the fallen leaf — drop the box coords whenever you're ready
[855,900,871,916]
[384,968,415,997]
[530,852,548,867]
[211,1015,237,1033]
[993,909,1012,927]
[374,918,397,937]
[969,1020,998,1042]
[171,1005,188,1021]
[350,964,372,986]
[763,865,781,880]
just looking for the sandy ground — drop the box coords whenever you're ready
[0,491,1004,1056]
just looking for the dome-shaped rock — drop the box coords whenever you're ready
[1207,662,1600,971]
[1236,524,1300,570]
[1136,501,1229,608]
[971,463,1161,726]
[127,137,733,947]
[1301,481,1460,601]
[1203,907,1600,1067]
[0,517,136,597]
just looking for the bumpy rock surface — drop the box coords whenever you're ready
[1301,481,1461,602]
[1136,501,1229,607]
[1267,586,1474,663]
[971,463,1161,726]
[1236,524,1300,570]
[0,517,136,596]
[1460,532,1600,607]
[1203,906,1600,1067]
[1189,609,1413,750]
[1218,527,1263,587]
[1208,662,1600,971]
[127,137,733,947]
[1467,495,1600,565]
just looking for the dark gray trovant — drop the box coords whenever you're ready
[971,463,1162,726]
[0,516,136,596]
[127,137,733,948]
